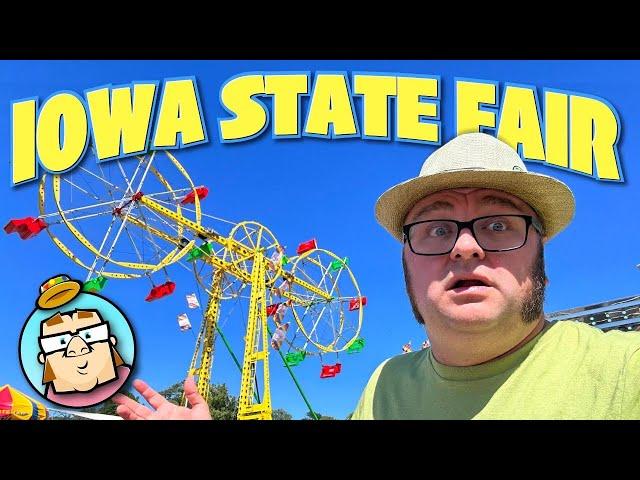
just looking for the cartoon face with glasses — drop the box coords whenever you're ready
[38,308,129,401]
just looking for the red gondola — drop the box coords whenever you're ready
[320,362,342,378]
[145,281,176,302]
[4,217,47,240]
[181,187,209,205]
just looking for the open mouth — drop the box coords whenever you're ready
[446,276,493,293]
[450,279,489,289]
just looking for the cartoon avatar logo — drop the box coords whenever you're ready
[19,275,135,408]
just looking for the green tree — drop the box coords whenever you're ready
[272,408,293,420]
[303,410,335,420]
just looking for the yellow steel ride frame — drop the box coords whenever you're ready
[237,253,271,420]
[37,152,364,420]
[194,270,224,402]
[136,194,361,419]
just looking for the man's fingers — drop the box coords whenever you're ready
[113,393,153,419]
[116,403,147,420]
[132,379,167,410]
[184,376,207,407]
[116,404,140,420]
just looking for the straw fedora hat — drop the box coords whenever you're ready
[37,275,82,309]
[375,133,575,242]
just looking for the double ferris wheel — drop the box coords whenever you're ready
[6,150,366,420]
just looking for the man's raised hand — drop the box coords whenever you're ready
[113,376,212,420]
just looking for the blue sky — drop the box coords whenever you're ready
[1,60,639,420]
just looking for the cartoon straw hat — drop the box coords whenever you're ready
[36,275,82,310]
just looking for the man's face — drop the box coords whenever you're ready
[402,188,545,334]
[38,310,118,393]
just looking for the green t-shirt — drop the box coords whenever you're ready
[351,320,640,419]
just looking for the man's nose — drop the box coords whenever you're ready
[65,336,90,357]
[449,228,485,261]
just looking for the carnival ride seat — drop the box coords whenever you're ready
[346,337,365,354]
[320,363,342,378]
[4,217,47,240]
[284,351,306,367]
[186,241,214,262]
[181,186,209,205]
[349,296,367,311]
[145,281,176,302]
[83,276,108,293]
[296,238,317,255]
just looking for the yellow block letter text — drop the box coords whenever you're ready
[153,79,206,148]
[87,83,157,160]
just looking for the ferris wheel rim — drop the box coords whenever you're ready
[41,151,203,279]
[288,248,363,354]
[225,221,283,287]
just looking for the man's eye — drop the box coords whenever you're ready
[83,332,91,340]
[429,226,450,237]
[60,338,66,345]
[488,222,507,231]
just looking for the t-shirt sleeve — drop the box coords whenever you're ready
[350,359,389,420]
[621,346,640,419]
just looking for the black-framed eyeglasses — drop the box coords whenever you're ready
[39,309,110,355]
[402,215,544,256]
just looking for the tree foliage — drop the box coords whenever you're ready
[272,408,293,420]
[303,410,335,420]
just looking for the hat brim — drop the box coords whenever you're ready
[37,281,82,309]
[375,169,575,242]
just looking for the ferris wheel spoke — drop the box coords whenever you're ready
[55,209,115,224]
[300,307,325,350]
[140,204,183,236]
[313,252,331,293]
[145,236,192,273]
[326,268,344,299]
[157,202,237,226]
[97,203,137,270]
[123,224,144,264]
[79,171,104,203]
[117,159,138,196]
[62,177,104,202]
[133,152,156,194]
[296,264,318,286]
[117,154,147,202]
[127,211,180,250]
[145,188,194,202]
[85,214,119,280]
[97,162,118,199]
[132,202,173,246]
[40,198,122,219]
[80,166,122,194]
[328,306,338,345]
[239,224,254,250]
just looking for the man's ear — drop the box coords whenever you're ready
[38,353,44,364]
[110,336,117,346]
